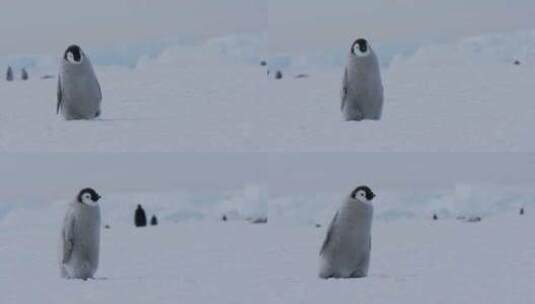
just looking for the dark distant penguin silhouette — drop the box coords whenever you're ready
[21,68,29,80]
[6,66,13,81]
[520,208,524,215]
[57,44,102,120]
[150,215,158,226]
[222,214,228,222]
[275,70,283,79]
[134,204,147,227]
[341,38,384,121]
[433,214,438,220]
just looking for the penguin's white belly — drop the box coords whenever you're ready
[61,207,100,279]
[344,74,383,120]
[61,76,100,119]
[325,221,370,277]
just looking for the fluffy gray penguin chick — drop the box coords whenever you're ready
[60,188,102,280]
[319,185,375,279]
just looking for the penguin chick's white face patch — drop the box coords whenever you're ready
[351,186,376,204]
[78,188,101,207]
[352,39,371,57]
[353,45,370,57]
[66,52,82,64]
[355,190,372,203]
[81,193,98,206]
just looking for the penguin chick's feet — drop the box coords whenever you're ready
[318,269,335,279]
[343,107,364,121]
[344,114,364,121]
[349,270,366,278]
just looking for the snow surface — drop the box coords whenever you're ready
[0,35,268,151]
[1,196,534,303]
[2,30,535,151]
[263,30,535,151]
[1,153,535,303]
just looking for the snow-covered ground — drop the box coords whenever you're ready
[266,215,535,304]
[264,30,535,151]
[0,34,268,151]
[2,197,534,303]
[2,29,535,151]
[1,153,535,303]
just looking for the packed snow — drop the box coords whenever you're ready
[1,29,535,151]
[2,188,534,303]
[263,30,535,151]
[1,153,535,303]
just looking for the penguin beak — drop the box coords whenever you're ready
[367,192,376,200]
[95,194,101,201]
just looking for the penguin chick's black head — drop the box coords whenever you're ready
[351,185,375,201]
[77,188,101,203]
[351,38,368,54]
[64,45,82,62]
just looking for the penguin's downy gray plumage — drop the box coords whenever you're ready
[57,45,102,120]
[60,188,102,280]
[341,38,384,121]
[6,66,14,81]
[21,68,29,81]
[319,185,375,279]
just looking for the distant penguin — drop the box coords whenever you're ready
[520,208,525,215]
[433,214,438,221]
[222,214,228,222]
[319,185,375,279]
[260,60,267,66]
[135,204,147,227]
[60,188,102,280]
[150,215,158,226]
[249,217,268,224]
[514,60,521,66]
[341,38,384,121]
[6,66,13,81]
[275,70,283,79]
[57,45,102,120]
[21,68,29,80]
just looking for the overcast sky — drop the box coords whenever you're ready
[0,153,266,203]
[1,153,534,203]
[267,153,535,196]
[2,1,534,57]
[0,0,267,56]
[268,0,535,53]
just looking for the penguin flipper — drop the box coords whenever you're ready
[96,78,102,101]
[320,211,339,256]
[62,215,75,264]
[341,68,348,111]
[56,76,63,115]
